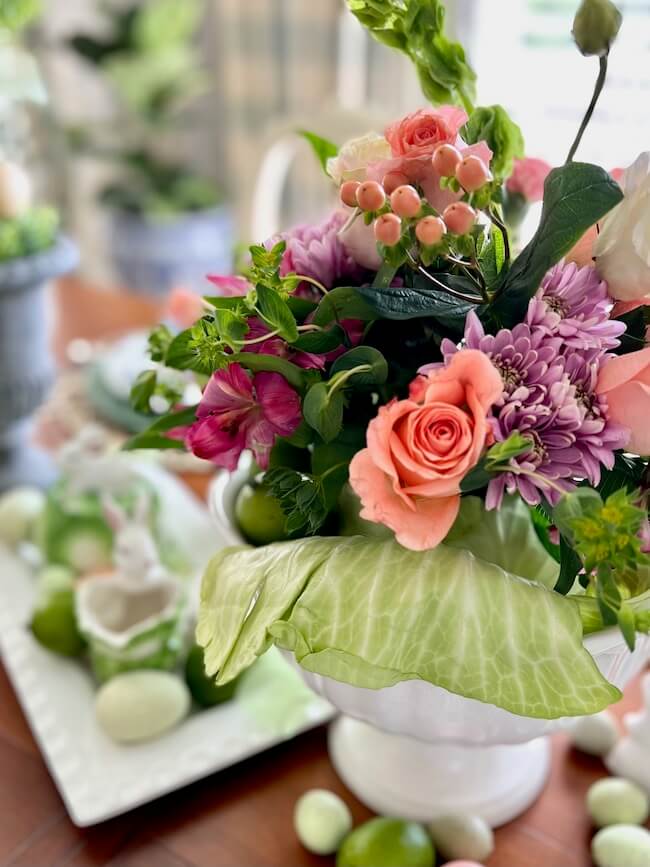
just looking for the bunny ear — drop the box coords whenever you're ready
[133,491,151,526]
[102,494,127,531]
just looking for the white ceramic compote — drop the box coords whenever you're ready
[208,468,650,827]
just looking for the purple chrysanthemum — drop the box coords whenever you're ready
[526,261,625,352]
[267,211,367,297]
[440,285,628,508]
[442,311,564,406]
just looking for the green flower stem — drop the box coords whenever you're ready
[328,364,372,394]
[566,54,608,164]
[241,329,281,346]
[294,274,329,295]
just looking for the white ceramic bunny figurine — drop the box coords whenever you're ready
[58,425,137,497]
[102,492,167,585]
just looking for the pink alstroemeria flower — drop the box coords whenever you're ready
[206,275,251,297]
[183,363,301,470]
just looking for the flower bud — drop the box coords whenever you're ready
[572,0,622,57]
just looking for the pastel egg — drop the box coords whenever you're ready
[294,788,352,855]
[0,487,45,547]
[592,824,650,867]
[428,813,494,862]
[587,777,649,827]
[96,670,190,744]
[570,711,618,756]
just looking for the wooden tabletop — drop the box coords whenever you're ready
[1,278,647,867]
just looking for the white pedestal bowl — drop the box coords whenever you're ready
[208,469,650,827]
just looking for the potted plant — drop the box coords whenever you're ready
[63,0,232,296]
[128,0,650,826]
[0,3,78,490]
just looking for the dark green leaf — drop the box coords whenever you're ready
[594,453,646,500]
[480,229,506,290]
[311,441,361,477]
[459,463,492,493]
[357,274,481,323]
[256,284,299,342]
[554,537,582,595]
[214,308,248,350]
[264,467,328,535]
[166,330,199,370]
[232,352,305,390]
[330,346,388,387]
[130,370,156,413]
[122,405,198,451]
[287,296,318,319]
[616,306,649,355]
[268,440,311,472]
[297,129,338,173]
[303,383,345,443]
[492,163,623,325]
[312,286,378,327]
[292,326,346,354]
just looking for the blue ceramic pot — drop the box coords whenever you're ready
[0,236,78,490]
[110,206,234,297]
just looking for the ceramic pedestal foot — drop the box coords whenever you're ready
[328,715,551,828]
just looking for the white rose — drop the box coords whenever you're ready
[326,132,391,186]
[338,210,382,270]
[594,152,650,301]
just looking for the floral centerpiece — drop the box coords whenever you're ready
[129,0,650,744]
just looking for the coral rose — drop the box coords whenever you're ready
[367,106,492,213]
[596,346,650,455]
[349,350,503,551]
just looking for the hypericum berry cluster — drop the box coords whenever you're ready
[339,143,493,250]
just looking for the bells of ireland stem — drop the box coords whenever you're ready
[572,0,622,57]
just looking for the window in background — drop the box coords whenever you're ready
[470,0,650,168]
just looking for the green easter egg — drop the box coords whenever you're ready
[185,643,239,707]
[294,788,352,855]
[31,588,85,657]
[235,482,289,545]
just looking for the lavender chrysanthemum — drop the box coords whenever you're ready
[442,311,563,405]
[526,261,625,352]
[268,211,367,297]
[441,298,628,508]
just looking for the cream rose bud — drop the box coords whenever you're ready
[326,132,391,186]
[594,152,650,301]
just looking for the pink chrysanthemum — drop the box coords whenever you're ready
[526,261,625,352]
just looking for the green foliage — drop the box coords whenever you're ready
[492,162,623,326]
[357,272,481,323]
[298,130,338,174]
[255,284,298,342]
[0,0,41,31]
[123,405,197,451]
[303,383,345,443]
[462,105,525,180]
[330,346,388,387]
[346,0,476,111]
[0,206,58,262]
[554,487,650,649]
[264,464,348,536]
[312,286,378,327]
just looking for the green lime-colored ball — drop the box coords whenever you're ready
[184,643,239,707]
[235,482,289,546]
[31,589,85,657]
[337,818,434,867]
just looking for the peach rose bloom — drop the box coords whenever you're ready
[349,350,503,551]
[366,106,492,213]
[597,346,650,455]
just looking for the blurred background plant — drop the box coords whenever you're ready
[65,0,221,218]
